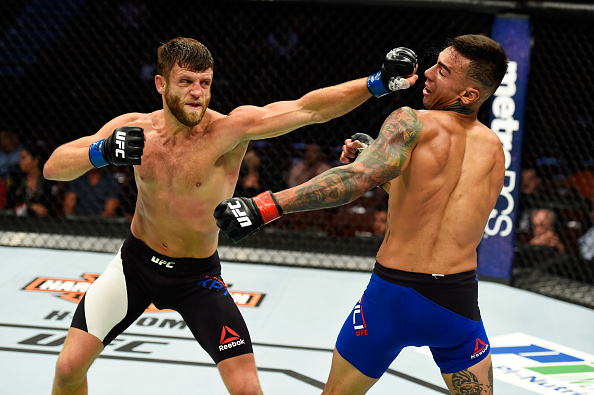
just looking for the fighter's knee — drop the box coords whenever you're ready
[54,354,87,386]
[226,382,262,395]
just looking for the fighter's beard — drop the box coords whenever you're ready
[165,91,207,127]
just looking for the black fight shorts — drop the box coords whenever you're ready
[71,233,253,364]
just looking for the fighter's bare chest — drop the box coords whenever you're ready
[136,140,216,189]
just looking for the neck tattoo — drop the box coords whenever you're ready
[441,101,474,115]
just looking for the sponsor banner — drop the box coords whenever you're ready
[23,273,265,311]
[492,333,594,395]
[478,15,531,280]
[416,333,594,394]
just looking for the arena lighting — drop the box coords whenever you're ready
[271,0,594,14]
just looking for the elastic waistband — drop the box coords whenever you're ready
[373,261,476,288]
[124,233,220,273]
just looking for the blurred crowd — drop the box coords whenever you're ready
[1,127,593,266]
[515,159,594,266]
[0,129,388,239]
[0,129,136,222]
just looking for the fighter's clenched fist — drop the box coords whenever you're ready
[89,126,144,167]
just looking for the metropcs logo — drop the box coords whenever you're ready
[23,273,266,310]
[219,325,246,351]
[485,60,519,238]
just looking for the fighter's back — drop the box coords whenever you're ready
[377,108,505,275]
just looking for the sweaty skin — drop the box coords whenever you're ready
[123,109,247,258]
[254,41,507,395]
[44,64,375,259]
[375,107,504,274]
[276,47,506,275]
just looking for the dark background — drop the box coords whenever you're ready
[1,0,593,307]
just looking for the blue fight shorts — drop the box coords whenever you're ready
[335,262,490,378]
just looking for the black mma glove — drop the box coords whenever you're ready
[367,47,417,98]
[214,191,283,243]
[351,133,375,155]
[89,126,144,167]
[349,133,386,191]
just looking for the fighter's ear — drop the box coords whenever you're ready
[155,75,166,94]
[459,87,481,106]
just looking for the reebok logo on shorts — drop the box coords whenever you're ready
[219,326,245,351]
[471,338,489,359]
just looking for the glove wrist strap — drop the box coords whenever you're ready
[89,139,108,168]
[253,191,283,224]
[367,71,391,98]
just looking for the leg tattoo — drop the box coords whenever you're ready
[451,369,485,395]
[487,365,494,394]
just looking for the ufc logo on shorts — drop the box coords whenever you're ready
[115,130,126,158]
[352,298,368,336]
[227,201,252,227]
[151,256,175,268]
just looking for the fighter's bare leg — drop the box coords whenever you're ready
[322,348,379,395]
[52,327,104,395]
[217,353,263,395]
[441,352,493,395]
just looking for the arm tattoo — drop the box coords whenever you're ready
[278,107,423,214]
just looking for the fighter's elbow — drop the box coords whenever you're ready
[42,161,56,180]
[43,158,73,181]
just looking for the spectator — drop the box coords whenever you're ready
[113,166,137,222]
[372,209,388,236]
[578,201,594,260]
[266,26,299,60]
[0,130,23,182]
[5,143,55,217]
[63,167,119,217]
[235,149,264,197]
[0,177,6,208]
[521,166,544,195]
[565,162,594,205]
[287,143,331,188]
[517,165,549,237]
[528,208,566,254]
[264,15,303,62]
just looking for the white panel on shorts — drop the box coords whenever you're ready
[83,249,128,342]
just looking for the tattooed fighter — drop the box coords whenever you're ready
[215,34,508,394]
[44,36,419,395]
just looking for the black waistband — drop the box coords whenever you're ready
[123,233,220,273]
[373,262,477,288]
[373,261,480,321]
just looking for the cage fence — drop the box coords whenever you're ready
[0,0,593,308]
